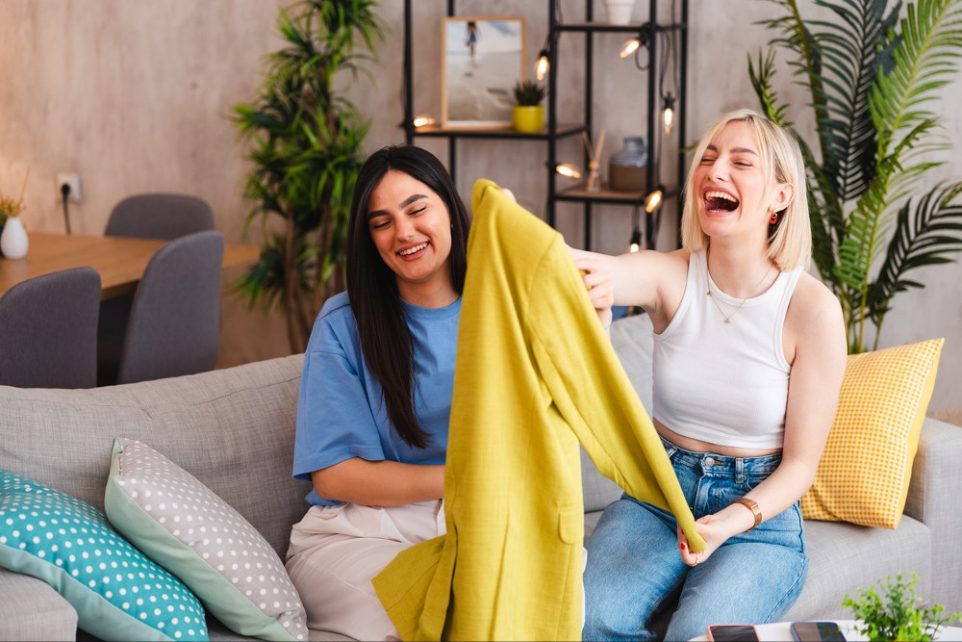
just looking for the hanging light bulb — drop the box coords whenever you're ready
[619,37,642,59]
[644,186,665,213]
[555,163,582,180]
[662,95,675,134]
[629,228,642,253]
[412,114,436,128]
[535,49,550,81]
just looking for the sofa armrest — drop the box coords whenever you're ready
[0,568,77,641]
[904,417,962,611]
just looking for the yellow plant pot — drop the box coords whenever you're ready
[512,106,545,133]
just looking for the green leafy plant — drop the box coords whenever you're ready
[513,80,546,106]
[233,0,382,352]
[748,0,962,352]
[842,573,961,641]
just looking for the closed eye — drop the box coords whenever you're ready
[699,156,716,164]
[408,206,428,216]
[370,217,391,230]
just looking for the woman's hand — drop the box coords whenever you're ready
[676,506,749,566]
[569,246,614,331]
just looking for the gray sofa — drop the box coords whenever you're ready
[1,313,960,641]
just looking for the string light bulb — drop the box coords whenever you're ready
[535,49,550,81]
[619,37,642,59]
[662,95,675,134]
[555,163,582,180]
[629,229,642,253]
[412,114,436,128]
[644,186,665,213]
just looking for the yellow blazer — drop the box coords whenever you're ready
[373,179,704,641]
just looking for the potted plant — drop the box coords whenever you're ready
[843,573,961,641]
[748,0,962,353]
[512,79,546,134]
[233,0,382,352]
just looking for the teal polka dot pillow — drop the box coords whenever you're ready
[0,469,208,641]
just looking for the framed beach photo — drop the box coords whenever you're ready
[441,16,526,128]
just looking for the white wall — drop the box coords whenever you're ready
[1,0,960,410]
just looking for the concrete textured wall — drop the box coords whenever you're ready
[1,0,960,411]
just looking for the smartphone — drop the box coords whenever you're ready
[706,624,761,641]
[790,621,846,641]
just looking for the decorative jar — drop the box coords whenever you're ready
[608,136,648,192]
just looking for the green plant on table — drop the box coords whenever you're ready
[842,572,961,641]
[513,79,546,106]
[748,0,962,353]
[233,0,382,352]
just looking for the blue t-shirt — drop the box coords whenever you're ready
[292,291,460,505]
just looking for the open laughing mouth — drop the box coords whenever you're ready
[704,190,740,213]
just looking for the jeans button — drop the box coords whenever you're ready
[704,457,714,466]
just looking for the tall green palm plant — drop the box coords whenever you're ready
[749,0,962,352]
[234,0,381,352]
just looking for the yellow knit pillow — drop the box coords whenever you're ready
[801,338,944,528]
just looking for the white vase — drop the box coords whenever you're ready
[603,0,636,24]
[1,216,29,259]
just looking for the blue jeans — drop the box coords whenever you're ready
[583,437,807,642]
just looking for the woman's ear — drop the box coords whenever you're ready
[773,181,795,213]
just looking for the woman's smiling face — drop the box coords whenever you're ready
[367,169,454,298]
[692,120,792,242]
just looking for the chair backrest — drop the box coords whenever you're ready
[0,267,102,388]
[117,231,224,385]
[105,193,214,240]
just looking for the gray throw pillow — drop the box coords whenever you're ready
[105,438,308,642]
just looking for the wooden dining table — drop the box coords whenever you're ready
[0,232,261,300]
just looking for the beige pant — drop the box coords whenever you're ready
[286,500,446,641]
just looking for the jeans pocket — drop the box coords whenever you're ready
[558,504,584,545]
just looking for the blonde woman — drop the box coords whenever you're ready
[573,109,847,641]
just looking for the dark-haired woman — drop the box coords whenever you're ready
[285,145,470,640]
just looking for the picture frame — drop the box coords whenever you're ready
[441,16,527,128]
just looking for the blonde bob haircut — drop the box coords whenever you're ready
[680,109,811,271]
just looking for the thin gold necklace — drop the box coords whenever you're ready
[706,257,775,324]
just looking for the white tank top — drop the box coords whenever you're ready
[652,250,801,449]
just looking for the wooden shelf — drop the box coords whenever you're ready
[413,123,585,140]
[555,22,685,33]
[555,183,645,204]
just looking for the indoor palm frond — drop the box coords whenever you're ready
[234,0,382,353]
[750,0,962,352]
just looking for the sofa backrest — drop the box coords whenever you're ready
[0,313,659,559]
[0,355,311,558]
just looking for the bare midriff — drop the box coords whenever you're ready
[654,418,782,458]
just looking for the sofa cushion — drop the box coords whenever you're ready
[784,516,932,621]
[106,438,308,642]
[0,470,207,641]
[0,566,78,641]
[802,339,943,528]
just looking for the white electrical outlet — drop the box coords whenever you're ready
[56,173,82,203]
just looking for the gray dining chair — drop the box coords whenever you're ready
[99,192,216,385]
[104,193,214,240]
[108,230,224,385]
[0,267,101,389]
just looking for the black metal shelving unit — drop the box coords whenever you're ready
[402,0,689,250]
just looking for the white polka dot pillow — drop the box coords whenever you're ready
[105,438,307,642]
[0,469,207,641]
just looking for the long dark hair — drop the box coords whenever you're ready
[346,145,470,448]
